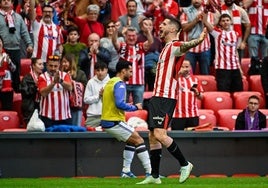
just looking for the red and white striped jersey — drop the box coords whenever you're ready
[211,27,240,70]
[153,41,185,99]
[38,71,72,121]
[32,20,63,62]
[118,42,145,85]
[180,10,212,53]
[173,75,203,118]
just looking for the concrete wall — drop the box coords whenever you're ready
[0,131,267,178]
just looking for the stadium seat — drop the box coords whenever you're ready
[195,75,217,91]
[12,92,24,127]
[232,91,265,109]
[0,111,21,131]
[249,75,265,96]
[202,91,233,117]
[143,91,153,99]
[125,109,148,122]
[242,76,248,91]
[241,58,251,78]
[217,109,242,130]
[198,110,217,127]
[20,58,31,77]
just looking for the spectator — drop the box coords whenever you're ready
[62,26,87,68]
[21,58,44,125]
[101,59,151,181]
[0,0,33,92]
[118,0,142,35]
[137,16,162,91]
[79,32,111,79]
[180,0,213,75]
[61,53,87,126]
[144,0,180,36]
[244,0,268,58]
[235,95,266,130]
[0,35,16,110]
[97,0,112,23]
[112,26,153,104]
[84,62,110,128]
[29,1,63,64]
[203,13,243,92]
[260,56,268,108]
[217,0,251,62]
[38,55,73,128]
[71,4,104,45]
[171,60,203,130]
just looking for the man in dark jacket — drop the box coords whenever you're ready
[235,95,266,130]
[79,33,111,79]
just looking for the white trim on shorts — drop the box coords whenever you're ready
[104,121,135,142]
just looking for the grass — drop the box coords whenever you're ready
[0,177,267,188]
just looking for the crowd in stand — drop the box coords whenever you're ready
[0,0,268,131]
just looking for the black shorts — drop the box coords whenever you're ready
[147,97,176,130]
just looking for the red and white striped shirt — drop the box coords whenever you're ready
[118,42,145,85]
[32,20,63,62]
[211,28,240,70]
[38,71,72,121]
[153,41,185,99]
[173,76,203,118]
[248,0,268,35]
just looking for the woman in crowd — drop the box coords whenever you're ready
[21,57,44,125]
[61,53,87,126]
[100,20,124,78]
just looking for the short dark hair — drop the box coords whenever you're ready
[218,13,232,23]
[248,95,260,102]
[67,26,80,35]
[165,15,181,31]
[95,61,108,70]
[116,59,132,73]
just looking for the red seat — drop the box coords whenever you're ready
[202,91,233,117]
[20,58,31,77]
[143,91,153,99]
[198,110,217,127]
[125,110,148,122]
[241,58,251,78]
[195,75,217,91]
[12,92,24,127]
[217,109,242,130]
[232,91,265,109]
[242,76,249,91]
[0,111,20,131]
[249,75,265,96]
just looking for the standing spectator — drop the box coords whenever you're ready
[38,55,73,128]
[100,20,125,78]
[137,16,163,91]
[97,0,112,23]
[79,33,111,79]
[0,0,33,92]
[29,1,63,64]
[244,0,268,58]
[84,62,110,128]
[218,0,251,62]
[137,17,206,184]
[20,58,44,125]
[118,0,142,34]
[235,95,266,130]
[144,0,180,36]
[101,59,151,181]
[71,4,104,45]
[203,13,243,92]
[112,26,153,104]
[61,53,87,126]
[0,35,16,110]
[180,0,213,75]
[62,26,87,68]
[261,56,268,108]
[171,60,203,130]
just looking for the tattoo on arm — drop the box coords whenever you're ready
[180,38,203,53]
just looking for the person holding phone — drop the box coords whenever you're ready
[170,60,203,130]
